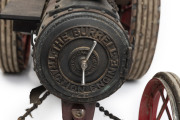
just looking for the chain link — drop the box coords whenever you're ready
[96,102,122,120]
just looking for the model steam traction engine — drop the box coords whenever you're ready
[0,0,180,120]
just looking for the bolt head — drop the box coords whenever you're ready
[72,109,86,119]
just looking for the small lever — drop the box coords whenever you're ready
[81,41,97,85]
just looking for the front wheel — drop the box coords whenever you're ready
[139,72,180,120]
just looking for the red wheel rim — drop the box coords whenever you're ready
[120,3,132,31]
[139,78,173,120]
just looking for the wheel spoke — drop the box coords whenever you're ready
[156,95,169,120]
[159,90,172,120]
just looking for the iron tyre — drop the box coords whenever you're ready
[0,0,31,73]
[116,0,161,80]
[139,72,180,120]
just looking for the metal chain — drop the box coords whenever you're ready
[18,93,121,120]
[18,92,50,120]
[96,102,122,120]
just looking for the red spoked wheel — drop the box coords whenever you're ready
[115,0,161,80]
[139,72,180,120]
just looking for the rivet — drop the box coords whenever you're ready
[55,4,59,9]
[112,8,116,13]
[68,8,73,11]
[53,14,57,18]
[115,18,119,22]
[41,25,45,29]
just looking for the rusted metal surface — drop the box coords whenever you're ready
[18,86,50,120]
[62,101,96,120]
[29,85,46,104]
[0,0,47,20]
[33,0,131,103]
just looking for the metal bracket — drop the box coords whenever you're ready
[0,0,47,32]
[0,0,47,21]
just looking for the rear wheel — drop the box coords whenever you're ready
[139,72,180,120]
[0,0,31,73]
[115,0,161,80]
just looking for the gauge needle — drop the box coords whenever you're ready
[81,41,97,85]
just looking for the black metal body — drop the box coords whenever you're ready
[0,0,132,103]
[34,0,131,103]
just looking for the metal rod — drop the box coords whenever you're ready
[159,90,172,120]
[81,41,97,85]
[156,95,169,120]
[82,64,86,85]
[85,41,97,62]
